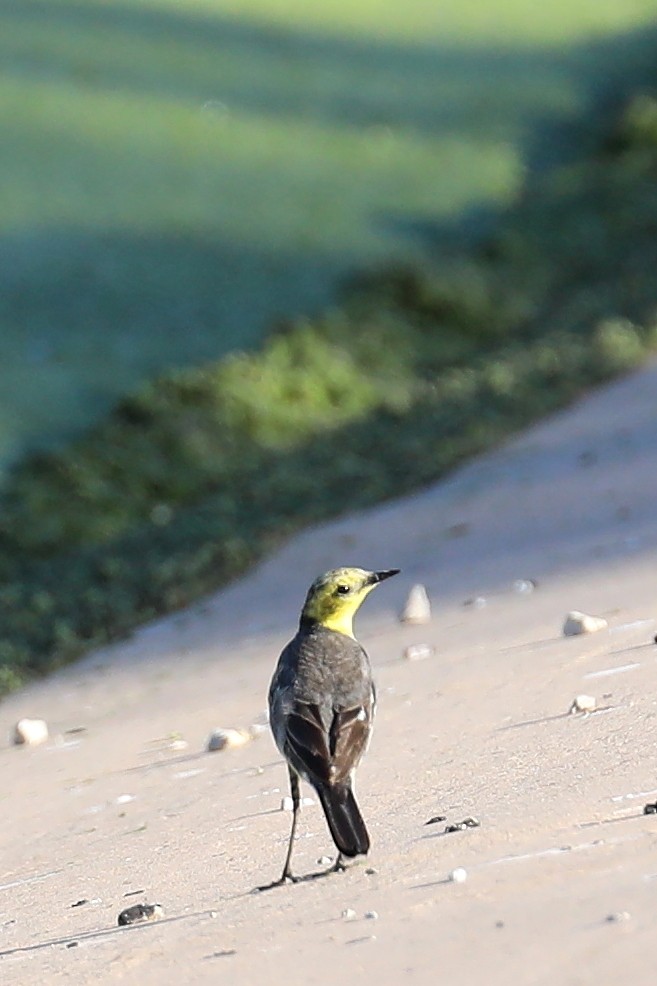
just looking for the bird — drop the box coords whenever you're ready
[261,566,400,888]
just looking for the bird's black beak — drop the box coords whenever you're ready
[370,569,400,584]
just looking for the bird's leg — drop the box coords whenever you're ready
[330,853,347,873]
[256,768,301,891]
[279,769,301,882]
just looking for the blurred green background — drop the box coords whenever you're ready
[3,0,657,693]
[3,0,657,480]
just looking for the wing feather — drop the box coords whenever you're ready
[329,707,371,783]
[285,699,372,787]
[286,703,331,784]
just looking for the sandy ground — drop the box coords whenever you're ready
[2,362,657,984]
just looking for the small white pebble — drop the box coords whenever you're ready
[400,585,431,624]
[569,694,597,715]
[513,579,536,595]
[606,911,631,923]
[364,910,378,920]
[248,723,268,739]
[115,794,135,806]
[403,643,434,662]
[169,739,188,752]
[563,611,608,637]
[13,718,49,747]
[317,856,333,866]
[449,867,468,884]
[280,795,314,810]
[207,728,252,752]
[341,908,357,921]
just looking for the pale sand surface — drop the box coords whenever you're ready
[2,363,657,984]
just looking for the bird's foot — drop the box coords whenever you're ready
[254,871,300,893]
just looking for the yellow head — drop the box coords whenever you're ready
[300,567,400,638]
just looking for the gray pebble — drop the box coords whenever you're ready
[403,643,434,662]
[118,903,164,926]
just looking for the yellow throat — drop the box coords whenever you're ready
[299,566,399,638]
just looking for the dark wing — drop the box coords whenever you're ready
[285,703,332,784]
[328,706,371,784]
[285,699,372,787]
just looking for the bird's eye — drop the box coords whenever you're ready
[336,584,351,595]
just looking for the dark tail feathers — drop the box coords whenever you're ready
[316,783,370,857]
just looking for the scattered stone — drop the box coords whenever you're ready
[13,718,49,747]
[280,795,314,810]
[364,910,379,920]
[248,723,268,739]
[400,585,431,624]
[70,899,89,908]
[643,802,657,814]
[66,941,79,949]
[462,816,480,828]
[425,815,447,826]
[495,920,505,929]
[169,738,188,752]
[341,908,357,921]
[317,856,333,866]
[403,643,434,662]
[563,611,608,637]
[569,694,597,715]
[449,867,468,883]
[445,816,480,833]
[463,596,487,609]
[117,903,164,926]
[605,911,631,923]
[365,867,378,875]
[513,579,536,595]
[206,728,252,753]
